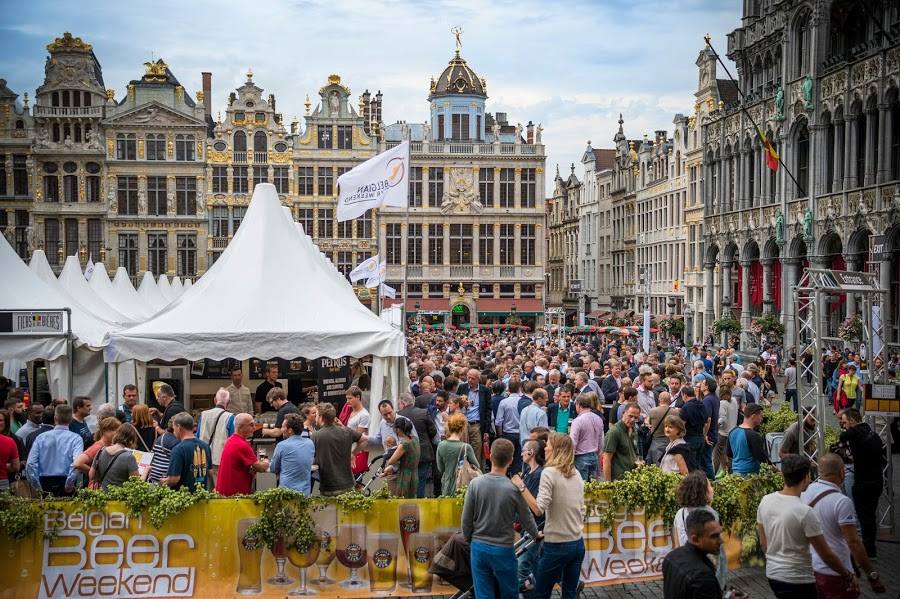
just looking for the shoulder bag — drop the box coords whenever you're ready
[454,444,480,492]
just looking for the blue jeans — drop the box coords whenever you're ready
[470,540,518,599]
[416,461,431,498]
[574,453,598,482]
[516,537,542,588]
[684,435,705,474]
[785,389,798,411]
[533,539,585,599]
[701,439,714,479]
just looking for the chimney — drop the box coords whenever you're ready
[526,121,534,144]
[496,112,507,125]
[201,72,212,119]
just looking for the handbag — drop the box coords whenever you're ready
[454,444,480,492]
[90,449,127,490]
[13,474,39,498]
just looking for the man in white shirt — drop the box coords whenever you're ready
[800,453,885,597]
[757,454,857,599]
[197,388,235,487]
[225,365,253,415]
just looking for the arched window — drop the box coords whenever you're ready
[52,123,60,142]
[61,90,70,107]
[794,13,811,77]
[754,57,764,94]
[890,90,900,180]
[84,92,92,107]
[795,120,809,198]
[51,91,59,107]
[253,130,267,153]
[823,111,835,192]
[73,124,82,143]
[829,1,870,60]
[747,139,756,203]
[854,100,866,185]
[233,130,247,151]
[764,53,774,88]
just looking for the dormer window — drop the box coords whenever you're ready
[234,111,245,121]
[454,78,467,92]
[255,112,266,123]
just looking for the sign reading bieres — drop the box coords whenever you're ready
[0,310,67,335]
[40,510,196,599]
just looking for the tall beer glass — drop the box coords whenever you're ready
[236,518,262,595]
[311,505,337,586]
[398,503,420,587]
[407,532,435,592]
[335,524,367,588]
[366,533,399,594]
[287,538,321,596]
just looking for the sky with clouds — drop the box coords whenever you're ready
[1,0,739,192]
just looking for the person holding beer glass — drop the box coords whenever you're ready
[512,432,585,599]
[380,417,419,498]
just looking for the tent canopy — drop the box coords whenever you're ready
[57,256,131,326]
[105,184,406,362]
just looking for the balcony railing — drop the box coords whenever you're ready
[385,141,542,156]
[253,151,268,163]
[500,266,516,278]
[33,105,104,118]
[407,265,423,277]
[233,151,247,163]
[450,265,473,278]
[211,237,229,250]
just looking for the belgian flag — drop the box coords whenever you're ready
[757,127,779,172]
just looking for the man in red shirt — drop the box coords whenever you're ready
[215,413,269,496]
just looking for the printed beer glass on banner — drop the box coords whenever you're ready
[407,532,435,593]
[236,518,263,595]
[287,537,321,596]
[398,503,420,588]
[336,524,367,589]
[269,533,295,585]
[366,532,399,594]
[312,505,337,585]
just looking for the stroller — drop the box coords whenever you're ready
[354,453,387,496]
[431,527,543,599]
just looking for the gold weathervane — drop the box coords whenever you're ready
[451,26,463,53]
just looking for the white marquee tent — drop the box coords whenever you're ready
[106,184,407,409]
[157,274,175,302]
[138,271,169,312]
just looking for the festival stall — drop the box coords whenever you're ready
[105,184,407,417]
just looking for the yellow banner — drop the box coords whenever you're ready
[0,498,737,598]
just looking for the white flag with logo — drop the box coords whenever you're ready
[365,261,387,288]
[336,141,409,222]
[349,254,380,283]
[84,253,95,281]
[380,283,396,299]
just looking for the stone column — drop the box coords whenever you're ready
[740,260,753,347]
[442,223,449,265]
[422,167,429,208]
[756,145,765,205]
[783,258,798,348]
[422,223,430,265]
[843,253,857,317]
[514,167,522,209]
[813,256,832,335]
[833,118,844,192]
[864,109,877,186]
[844,115,858,189]
[761,258,774,315]
[877,103,891,184]
[704,262,715,335]
[722,261,733,309]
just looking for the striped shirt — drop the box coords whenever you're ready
[147,432,178,483]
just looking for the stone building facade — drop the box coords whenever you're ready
[546,166,581,323]
[380,49,547,329]
[0,78,33,260]
[579,145,615,321]
[701,1,900,348]
[609,116,641,312]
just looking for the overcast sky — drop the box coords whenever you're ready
[1,0,738,192]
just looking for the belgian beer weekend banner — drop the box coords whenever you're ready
[0,498,738,599]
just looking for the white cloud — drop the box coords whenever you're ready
[0,0,740,191]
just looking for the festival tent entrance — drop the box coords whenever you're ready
[105,184,407,412]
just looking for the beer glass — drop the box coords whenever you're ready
[407,532,435,593]
[366,533,399,594]
[397,503,420,588]
[335,524,367,589]
[311,506,337,586]
[236,518,262,595]
[287,538,321,596]
[268,533,294,585]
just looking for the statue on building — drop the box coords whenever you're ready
[138,189,147,215]
[400,122,410,141]
[328,91,340,116]
[35,126,50,149]
[4,225,15,248]
[423,122,431,142]
[535,123,543,144]
[774,86,785,121]
[775,211,785,243]
[108,187,117,212]
[441,168,483,214]
[491,122,500,143]
[802,208,813,242]
[25,226,34,252]
[167,189,175,213]
[63,135,73,149]
[132,106,159,124]
[515,123,523,144]
[85,128,101,150]
[802,76,814,111]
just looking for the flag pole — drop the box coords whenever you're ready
[703,34,806,197]
[373,206,382,316]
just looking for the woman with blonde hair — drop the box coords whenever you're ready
[512,432,585,599]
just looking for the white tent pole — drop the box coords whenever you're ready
[66,307,73,402]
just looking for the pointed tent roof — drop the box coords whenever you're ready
[183,279,192,292]
[171,276,183,296]
[157,274,175,302]
[112,267,155,319]
[138,271,168,312]
[57,256,130,325]
[89,263,153,322]
[106,184,405,362]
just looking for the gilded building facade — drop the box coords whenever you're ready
[701,1,900,348]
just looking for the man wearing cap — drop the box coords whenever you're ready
[780,408,818,460]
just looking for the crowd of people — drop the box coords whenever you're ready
[0,330,895,599]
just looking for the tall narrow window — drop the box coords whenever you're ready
[479,168,494,207]
[499,224,515,265]
[44,219,60,265]
[212,166,227,193]
[117,176,138,215]
[0,153,6,194]
[408,223,422,264]
[86,162,101,202]
[337,219,352,238]
[796,123,810,197]
[176,233,197,277]
[317,126,333,149]
[428,224,443,264]
[520,168,536,208]
[118,233,138,275]
[317,207,333,238]
[479,224,495,265]
[451,114,470,140]
[211,207,229,238]
[298,208,313,234]
[147,134,166,160]
[116,134,136,160]
[233,166,248,193]
[449,224,473,264]
[521,224,535,265]
[147,176,167,216]
[409,167,423,207]
[297,167,314,195]
[386,223,402,265]
[43,162,59,202]
[337,125,352,149]
[318,167,334,196]
[358,211,372,238]
[253,166,267,187]
[175,134,196,161]
[13,155,27,195]
[499,168,515,207]
[437,115,445,141]
[273,166,288,193]
[175,177,197,215]
[64,218,79,258]
[337,251,353,277]
[148,232,168,275]
[428,167,443,207]
[232,206,247,232]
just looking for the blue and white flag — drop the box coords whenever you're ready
[84,254,95,281]
[336,141,409,222]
